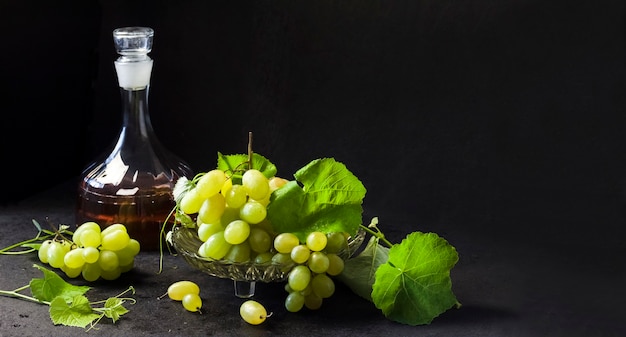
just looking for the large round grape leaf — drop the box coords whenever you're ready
[266,158,366,241]
[372,231,460,325]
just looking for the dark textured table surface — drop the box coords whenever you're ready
[0,180,624,337]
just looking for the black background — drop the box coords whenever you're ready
[1,1,626,335]
[1,0,625,261]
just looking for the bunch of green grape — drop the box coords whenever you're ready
[276,231,347,312]
[177,166,351,316]
[38,222,140,281]
[177,168,287,263]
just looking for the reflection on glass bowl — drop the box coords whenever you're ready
[170,225,366,283]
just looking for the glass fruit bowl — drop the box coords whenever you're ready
[170,225,366,298]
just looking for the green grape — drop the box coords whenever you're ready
[116,248,135,266]
[101,267,122,281]
[248,227,272,253]
[72,221,100,246]
[271,252,294,272]
[311,273,335,299]
[195,169,227,199]
[101,228,131,251]
[71,226,85,246]
[240,300,268,325]
[224,183,247,209]
[198,222,224,242]
[306,231,328,252]
[304,293,323,310]
[198,193,226,224]
[268,176,288,192]
[225,242,251,263]
[82,246,100,264]
[326,253,345,276]
[285,291,305,312]
[250,194,270,207]
[274,233,299,254]
[254,251,273,264]
[220,177,232,197]
[220,206,240,228]
[38,239,53,263]
[242,169,270,201]
[288,265,311,292]
[198,231,231,259]
[167,280,200,301]
[308,251,330,274]
[325,232,348,254]
[179,188,204,214]
[223,220,250,245]
[79,228,101,248]
[101,223,127,236]
[125,238,141,256]
[182,293,203,312]
[290,244,311,264]
[271,252,292,264]
[47,241,67,269]
[98,250,120,271]
[61,264,82,279]
[59,240,72,254]
[63,247,86,269]
[82,262,101,282]
[120,260,134,273]
[254,219,275,235]
[239,201,267,224]
[300,283,313,296]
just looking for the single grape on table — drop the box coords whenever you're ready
[240,300,268,325]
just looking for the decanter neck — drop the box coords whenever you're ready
[119,87,154,140]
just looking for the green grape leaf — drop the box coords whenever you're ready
[173,176,195,203]
[337,235,390,301]
[217,152,277,184]
[175,208,196,228]
[372,232,460,325]
[103,297,130,323]
[30,264,90,303]
[49,295,100,328]
[266,158,366,241]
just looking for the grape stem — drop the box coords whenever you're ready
[0,219,71,255]
[359,217,393,248]
[248,131,253,170]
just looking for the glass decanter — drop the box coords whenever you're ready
[76,27,193,251]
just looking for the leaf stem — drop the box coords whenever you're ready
[359,217,393,248]
[0,287,50,305]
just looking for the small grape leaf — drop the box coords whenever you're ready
[30,264,90,303]
[217,152,277,184]
[266,158,366,241]
[372,232,460,325]
[337,235,390,301]
[173,176,195,203]
[103,297,130,323]
[49,295,100,328]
